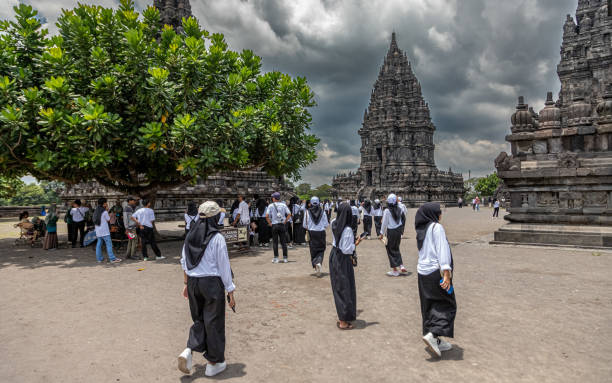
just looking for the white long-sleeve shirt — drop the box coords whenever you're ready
[417,223,452,276]
[303,209,329,231]
[330,222,355,254]
[236,201,250,225]
[371,206,383,217]
[184,213,198,230]
[360,206,372,216]
[180,233,236,292]
[381,208,403,234]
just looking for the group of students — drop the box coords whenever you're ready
[176,192,457,376]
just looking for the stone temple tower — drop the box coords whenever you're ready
[153,0,192,31]
[332,33,464,205]
[493,0,612,248]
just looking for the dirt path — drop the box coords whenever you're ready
[1,207,611,382]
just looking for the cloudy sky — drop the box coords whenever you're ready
[3,0,578,186]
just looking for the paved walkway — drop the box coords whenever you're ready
[1,207,610,382]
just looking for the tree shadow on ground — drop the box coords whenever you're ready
[180,363,246,381]
[424,344,464,362]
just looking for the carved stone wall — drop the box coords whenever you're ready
[493,0,612,248]
[332,33,463,206]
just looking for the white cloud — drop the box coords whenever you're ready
[428,26,455,52]
[435,137,509,177]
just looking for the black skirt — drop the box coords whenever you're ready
[362,215,372,236]
[374,216,382,236]
[329,247,357,322]
[418,271,456,338]
[293,222,306,244]
[257,217,270,243]
[385,227,403,268]
[308,230,326,267]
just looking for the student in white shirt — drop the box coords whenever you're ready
[349,200,360,239]
[93,198,121,264]
[371,199,384,236]
[184,202,199,234]
[415,202,456,358]
[265,192,292,263]
[231,195,251,227]
[303,196,329,275]
[178,201,235,377]
[70,199,89,248]
[379,194,407,277]
[360,200,373,239]
[132,199,164,261]
[329,203,365,330]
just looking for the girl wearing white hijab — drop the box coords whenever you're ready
[378,194,407,277]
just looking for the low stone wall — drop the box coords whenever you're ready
[0,206,47,219]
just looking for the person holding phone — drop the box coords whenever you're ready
[178,201,235,377]
[329,203,364,330]
[415,202,456,358]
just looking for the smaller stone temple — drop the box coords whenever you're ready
[493,0,612,248]
[332,33,463,205]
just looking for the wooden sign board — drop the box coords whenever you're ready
[221,227,248,244]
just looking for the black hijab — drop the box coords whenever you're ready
[184,214,220,270]
[388,202,402,223]
[372,200,381,210]
[363,200,372,211]
[256,198,267,216]
[308,203,323,225]
[187,202,198,216]
[332,203,352,246]
[415,202,442,250]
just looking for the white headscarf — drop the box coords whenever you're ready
[387,194,397,204]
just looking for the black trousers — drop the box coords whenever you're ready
[351,216,358,239]
[286,222,293,244]
[493,207,500,217]
[67,222,75,243]
[308,230,326,267]
[272,223,288,259]
[374,216,382,236]
[138,226,161,258]
[385,227,403,268]
[71,221,85,247]
[329,247,356,322]
[418,271,456,338]
[187,276,226,363]
[362,216,372,237]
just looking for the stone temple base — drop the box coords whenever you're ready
[492,223,612,249]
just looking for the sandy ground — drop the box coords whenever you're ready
[1,206,611,383]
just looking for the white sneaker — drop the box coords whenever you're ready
[386,270,400,277]
[288,245,294,249]
[423,332,441,357]
[272,258,279,264]
[156,255,166,260]
[205,361,227,377]
[438,338,452,352]
[315,263,321,275]
[177,348,192,374]
[283,258,288,263]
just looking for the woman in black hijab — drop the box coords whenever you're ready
[329,203,364,330]
[414,202,456,358]
[361,200,373,238]
[304,196,329,274]
[179,201,236,377]
[255,198,270,246]
[185,202,198,235]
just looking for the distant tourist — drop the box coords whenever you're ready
[372,199,383,236]
[330,203,364,330]
[231,195,251,227]
[254,198,269,247]
[398,196,407,234]
[217,200,226,228]
[304,196,329,275]
[185,202,199,235]
[132,199,164,261]
[360,200,373,239]
[265,192,292,263]
[69,199,89,248]
[292,199,306,246]
[43,204,59,250]
[458,197,463,208]
[349,200,360,239]
[492,198,500,218]
[474,196,480,212]
[123,196,139,260]
[415,202,456,358]
[472,198,475,210]
[177,201,235,377]
[324,199,332,222]
[379,194,407,277]
[93,198,121,264]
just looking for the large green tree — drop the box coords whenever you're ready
[474,173,500,197]
[0,2,318,200]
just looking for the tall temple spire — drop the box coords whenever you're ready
[154,0,192,31]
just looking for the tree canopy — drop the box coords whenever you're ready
[0,180,63,206]
[474,173,500,197]
[0,1,318,198]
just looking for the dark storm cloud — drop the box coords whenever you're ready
[5,0,579,185]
